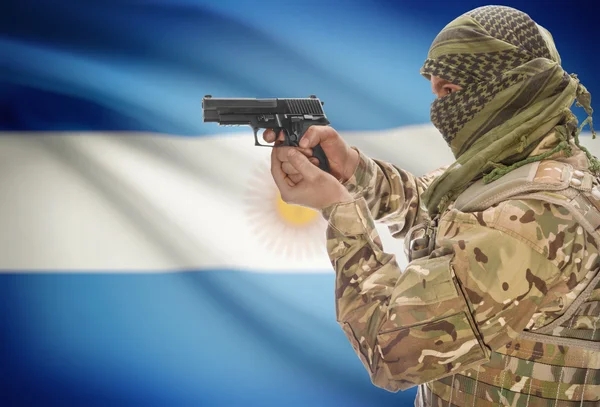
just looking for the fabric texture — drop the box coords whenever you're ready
[419,5,596,216]
[321,141,600,405]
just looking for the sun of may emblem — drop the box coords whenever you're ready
[244,162,328,260]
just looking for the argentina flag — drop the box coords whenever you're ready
[1,0,598,406]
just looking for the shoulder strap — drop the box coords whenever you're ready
[454,161,573,212]
[454,159,600,237]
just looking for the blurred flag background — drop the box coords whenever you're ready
[1,0,598,406]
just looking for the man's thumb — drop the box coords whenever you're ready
[288,149,319,179]
[299,126,329,148]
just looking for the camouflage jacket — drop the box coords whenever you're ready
[320,141,600,406]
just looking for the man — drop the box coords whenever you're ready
[265,5,599,406]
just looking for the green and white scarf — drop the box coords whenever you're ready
[420,5,597,216]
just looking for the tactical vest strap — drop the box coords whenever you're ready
[453,161,572,213]
[453,160,600,237]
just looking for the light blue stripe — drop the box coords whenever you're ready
[0,270,415,406]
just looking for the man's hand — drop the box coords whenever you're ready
[271,148,354,210]
[263,126,359,184]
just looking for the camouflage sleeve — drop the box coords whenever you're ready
[321,197,585,392]
[342,147,448,238]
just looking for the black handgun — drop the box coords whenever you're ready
[202,95,330,172]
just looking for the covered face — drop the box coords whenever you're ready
[418,5,596,216]
[420,5,565,159]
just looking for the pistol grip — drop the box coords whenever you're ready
[294,123,331,174]
[311,144,330,173]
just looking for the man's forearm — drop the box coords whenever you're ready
[340,147,429,237]
[322,197,490,392]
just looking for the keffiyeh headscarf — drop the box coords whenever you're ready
[420,5,597,216]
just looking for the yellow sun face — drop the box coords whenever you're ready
[245,162,327,261]
[275,192,319,226]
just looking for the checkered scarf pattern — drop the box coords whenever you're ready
[420,5,587,216]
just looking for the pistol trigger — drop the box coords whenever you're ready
[280,128,291,147]
[252,126,260,146]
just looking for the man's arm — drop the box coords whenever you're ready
[320,196,590,392]
[342,147,448,238]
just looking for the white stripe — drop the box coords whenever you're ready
[1,127,596,273]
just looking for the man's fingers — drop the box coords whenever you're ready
[281,158,319,175]
[287,149,320,180]
[266,127,337,150]
[263,129,275,143]
[274,130,286,145]
[289,174,303,184]
[275,146,313,162]
[270,148,303,203]
[299,125,334,148]
[270,146,290,192]
[277,130,285,142]
[263,129,288,144]
[282,162,299,175]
